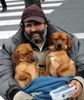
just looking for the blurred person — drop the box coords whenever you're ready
[0,4,84,100]
[24,0,41,7]
[0,0,7,12]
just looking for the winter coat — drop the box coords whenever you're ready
[0,23,84,100]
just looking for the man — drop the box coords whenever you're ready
[0,4,84,100]
[0,0,7,12]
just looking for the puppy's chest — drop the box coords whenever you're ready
[48,51,71,63]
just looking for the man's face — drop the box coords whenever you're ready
[24,21,47,44]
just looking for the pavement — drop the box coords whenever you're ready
[47,0,84,38]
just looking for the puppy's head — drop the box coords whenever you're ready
[12,43,35,65]
[50,32,72,51]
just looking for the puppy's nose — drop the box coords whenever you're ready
[56,44,62,50]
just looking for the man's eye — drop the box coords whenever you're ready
[25,24,32,27]
[35,23,41,26]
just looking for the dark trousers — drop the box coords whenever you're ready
[0,0,7,9]
[24,0,41,8]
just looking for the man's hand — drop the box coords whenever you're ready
[13,91,34,100]
[70,79,83,98]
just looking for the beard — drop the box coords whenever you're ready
[24,28,47,44]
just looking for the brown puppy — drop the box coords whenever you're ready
[12,43,40,88]
[46,32,76,77]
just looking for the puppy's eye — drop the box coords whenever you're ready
[54,38,58,40]
[62,39,65,40]
[62,39,67,42]
[62,38,66,41]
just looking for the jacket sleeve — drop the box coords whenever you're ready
[69,35,84,78]
[75,39,84,78]
[0,38,21,100]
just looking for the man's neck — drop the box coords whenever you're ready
[36,41,45,51]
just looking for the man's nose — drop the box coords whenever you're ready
[30,26,37,32]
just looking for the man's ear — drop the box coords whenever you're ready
[45,23,48,28]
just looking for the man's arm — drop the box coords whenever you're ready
[0,39,21,100]
[69,38,84,99]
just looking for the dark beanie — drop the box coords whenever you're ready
[22,4,46,23]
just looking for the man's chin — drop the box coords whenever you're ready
[32,38,42,44]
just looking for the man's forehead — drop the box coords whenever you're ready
[24,20,42,24]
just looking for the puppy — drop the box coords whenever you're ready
[46,32,76,77]
[12,43,40,88]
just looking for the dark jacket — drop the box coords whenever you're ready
[0,23,84,100]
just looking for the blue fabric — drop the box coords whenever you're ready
[22,76,74,100]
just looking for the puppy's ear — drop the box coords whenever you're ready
[12,51,20,65]
[49,34,54,45]
[49,45,56,52]
[49,34,53,40]
[67,35,72,49]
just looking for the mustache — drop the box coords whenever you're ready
[30,31,43,36]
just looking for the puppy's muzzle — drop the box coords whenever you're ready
[56,43,62,51]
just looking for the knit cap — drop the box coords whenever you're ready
[22,4,46,23]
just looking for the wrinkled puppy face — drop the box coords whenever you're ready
[50,32,72,51]
[12,43,35,65]
[18,43,34,62]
